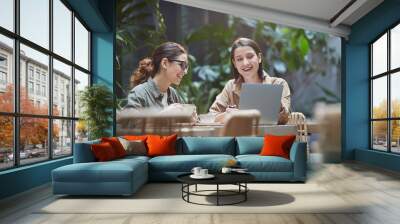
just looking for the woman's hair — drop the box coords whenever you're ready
[230,37,264,82]
[130,57,153,88]
[130,42,187,88]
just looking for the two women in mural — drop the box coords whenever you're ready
[122,38,291,125]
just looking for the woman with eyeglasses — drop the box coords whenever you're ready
[209,37,291,124]
[123,42,189,110]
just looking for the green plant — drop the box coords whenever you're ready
[79,84,114,140]
[116,0,167,100]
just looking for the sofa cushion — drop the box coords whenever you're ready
[123,135,148,141]
[260,135,296,159]
[148,154,235,172]
[177,137,235,155]
[236,137,264,155]
[118,138,147,156]
[147,134,177,157]
[53,158,147,183]
[101,137,127,158]
[236,155,293,172]
[91,142,118,161]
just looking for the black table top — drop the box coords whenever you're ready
[177,172,255,185]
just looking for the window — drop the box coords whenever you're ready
[35,83,40,95]
[20,0,49,49]
[0,0,14,32]
[75,17,89,70]
[0,55,7,67]
[0,54,7,87]
[35,70,41,81]
[41,73,46,83]
[370,23,400,154]
[0,35,13,113]
[42,85,46,97]
[28,67,34,80]
[28,81,34,94]
[0,0,91,170]
[53,0,72,60]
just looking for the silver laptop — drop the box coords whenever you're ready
[239,83,283,125]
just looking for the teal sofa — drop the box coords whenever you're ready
[52,137,307,196]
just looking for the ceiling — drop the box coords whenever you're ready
[163,0,384,38]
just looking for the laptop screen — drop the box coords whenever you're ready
[239,83,283,124]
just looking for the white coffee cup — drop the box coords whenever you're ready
[191,167,202,176]
[200,169,208,176]
[221,167,232,174]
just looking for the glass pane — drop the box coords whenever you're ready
[53,59,72,117]
[372,33,387,76]
[53,0,72,60]
[0,34,14,112]
[75,120,88,143]
[20,117,49,165]
[20,44,49,115]
[53,119,72,158]
[372,77,387,119]
[0,0,14,31]
[20,0,49,49]
[372,121,388,151]
[0,116,14,170]
[391,72,400,118]
[74,17,89,70]
[391,24,400,70]
[74,69,89,118]
[391,120,400,153]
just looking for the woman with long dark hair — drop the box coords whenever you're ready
[124,42,189,110]
[209,37,291,124]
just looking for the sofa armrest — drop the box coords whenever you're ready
[73,140,100,163]
[289,142,307,181]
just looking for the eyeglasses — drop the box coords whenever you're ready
[169,59,189,73]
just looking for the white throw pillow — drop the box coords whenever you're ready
[118,137,147,156]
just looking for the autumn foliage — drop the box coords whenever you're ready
[0,85,59,149]
[372,99,400,141]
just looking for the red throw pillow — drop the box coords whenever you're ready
[101,137,126,158]
[146,134,177,157]
[91,142,117,161]
[259,134,296,159]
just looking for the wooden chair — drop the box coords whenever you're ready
[219,109,261,136]
[288,112,308,142]
[116,108,192,136]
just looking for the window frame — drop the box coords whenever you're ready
[0,0,92,171]
[370,21,400,154]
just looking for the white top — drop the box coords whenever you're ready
[161,92,168,107]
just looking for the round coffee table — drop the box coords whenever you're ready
[177,173,255,206]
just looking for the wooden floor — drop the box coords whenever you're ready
[1,161,400,224]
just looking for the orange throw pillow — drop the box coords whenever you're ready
[146,134,177,157]
[123,135,148,141]
[101,137,126,158]
[259,134,296,159]
[91,142,117,161]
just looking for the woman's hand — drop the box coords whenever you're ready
[214,105,239,123]
[278,104,289,124]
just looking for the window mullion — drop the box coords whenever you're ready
[48,0,54,160]
[388,30,391,152]
[370,45,374,149]
[13,0,21,167]
[71,10,76,153]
